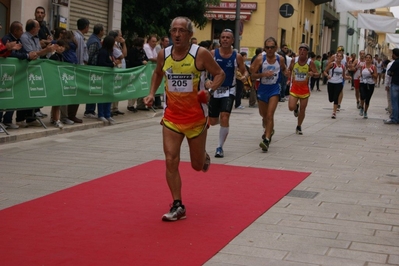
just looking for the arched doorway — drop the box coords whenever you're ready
[0,0,10,37]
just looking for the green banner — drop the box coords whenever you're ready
[0,58,162,110]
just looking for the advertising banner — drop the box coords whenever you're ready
[0,58,162,110]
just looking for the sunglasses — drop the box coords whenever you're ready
[222,29,233,33]
[265,46,276,50]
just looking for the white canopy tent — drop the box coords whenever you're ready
[335,0,399,13]
[358,13,398,33]
[386,33,399,48]
[335,0,399,51]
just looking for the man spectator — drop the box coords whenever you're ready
[248,47,263,108]
[278,44,289,102]
[34,6,53,118]
[84,23,104,118]
[19,19,54,127]
[190,37,197,44]
[137,34,160,110]
[1,21,33,130]
[155,35,169,54]
[384,48,399,124]
[68,18,90,123]
[34,6,52,49]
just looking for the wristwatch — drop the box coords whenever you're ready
[208,88,213,94]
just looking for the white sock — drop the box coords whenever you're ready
[218,126,229,148]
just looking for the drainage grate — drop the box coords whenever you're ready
[336,135,366,141]
[286,190,319,199]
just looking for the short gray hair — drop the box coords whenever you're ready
[170,16,194,33]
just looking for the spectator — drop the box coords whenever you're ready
[108,29,127,116]
[84,23,104,119]
[0,21,29,130]
[235,51,247,109]
[19,19,55,127]
[278,43,289,101]
[96,35,117,125]
[49,39,67,128]
[126,37,148,113]
[58,29,79,125]
[190,37,197,44]
[384,48,399,124]
[69,18,90,123]
[34,6,52,50]
[137,34,160,110]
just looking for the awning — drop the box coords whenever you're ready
[205,10,252,21]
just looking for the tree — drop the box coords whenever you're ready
[122,0,220,39]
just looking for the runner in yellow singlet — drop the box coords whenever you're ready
[287,43,318,135]
[144,17,225,222]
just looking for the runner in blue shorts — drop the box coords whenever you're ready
[250,37,287,152]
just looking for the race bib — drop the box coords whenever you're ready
[167,74,193,93]
[213,86,231,98]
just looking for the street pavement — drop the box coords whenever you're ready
[1,82,399,265]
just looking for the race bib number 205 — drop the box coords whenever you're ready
[167,74,193,93]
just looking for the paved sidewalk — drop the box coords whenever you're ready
[1,83,399,265]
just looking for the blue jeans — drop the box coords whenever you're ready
[85,103,96,115]
[97,103,111,119]
[390,83,399,122]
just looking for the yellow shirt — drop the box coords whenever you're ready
[290,57,311,98]
[162,44,208,124]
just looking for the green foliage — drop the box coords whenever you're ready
[121,0,220,40]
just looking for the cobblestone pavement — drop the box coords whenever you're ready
[1,82,399,265]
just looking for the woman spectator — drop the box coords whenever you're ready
[96,35,117,125]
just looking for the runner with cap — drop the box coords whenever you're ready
[287,43,318,135]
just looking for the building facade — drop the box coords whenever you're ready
[0,0,122,39]
[193,0,340,58]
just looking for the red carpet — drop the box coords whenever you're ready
[0,160,310,265]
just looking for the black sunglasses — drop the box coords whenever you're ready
[265,46,276,50]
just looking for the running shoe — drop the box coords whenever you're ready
[337,105,340,112]
[363,112,368,119]
[296,125,303,135]
[215,147,224,158]
[259,138,270,152]
[162,201,186,221]
[261,129,275,143]
[384,119,398,124]
[294,103,299,117]
[54,120,64,129]
[202,152,210,172]
[331,112,336,119]
[359,108,364,116]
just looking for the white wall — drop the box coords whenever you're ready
[10,0,50,26]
